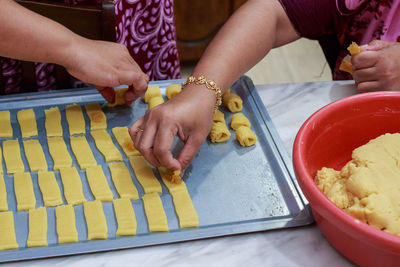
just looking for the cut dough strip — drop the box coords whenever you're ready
[107,87,128,107]
[83,200,108,240]
[0,110,13,138]
[90,130,123,162]
[59,167,86,205]
[55,205,78,244]
[23,139,48,172]
[112,126,141,157]
[113,197,137,236]
[38,171,63,207]
[47,137,72,170]
[44,106,63,137]
[3,139,25,174]
[0,173,8,211]
[70,135,97,169]
[14,172,36,211]
[27,207,48,247]
[65,104,86,135]
[129,156,162,194]
[142,193,169,232]
[17,108,38,138]
[108,162,139,200]
[0,145,3,174]
[85,102,107,130]
[0,211,19,250]
[144,86,161,103]
[86,165,113,201]
[165,84,182,99]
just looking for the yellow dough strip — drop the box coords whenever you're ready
[23,139,48,172]
[14,172,36,211]
[3,139,25,174]
[0,173,8,211]
[112,127,141,157]
[38,171,63,207]
[65,104,86,135]
[27,207,48,247]
[17,108,38,138]
[0,110,13,138]
[70,135,97,169]
[85,102,107,130]
[113,197,137,236]
[47,137,72,170]
[59,167,86,205]
[55,205,78,244]
[129,156,162,194]
[0,145,3,174]
[86,165,113,201]
[107,87,128,107]
[0,211,19,250]
[108,162,139,200]
[44,106,63,137]
[142,193,169,232]
[90,130,123,162]
[83,200,108,240]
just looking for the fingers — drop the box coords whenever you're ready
[177,135,205,171]
[356,81,382,92]
[133,121,161,167]
[153,122,181,170]
[96,86,115,103]
[352,51,378,69]
[353,67,378,83]
[365,40,394,51]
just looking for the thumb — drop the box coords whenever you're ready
[177,135,204,171]
[364,40,394,51]
[96,86,115,103]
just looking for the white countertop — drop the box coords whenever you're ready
[5,79,359,267]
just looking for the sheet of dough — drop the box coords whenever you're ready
[85,103,107,130]
[86,165,113,201]
[65,104,86,135]
[83,200,108,240]
[44,106,63,137]
[0,211,18,250]
[3,139,25,174]
[14,172,36,211]
[113,198,137,236]
[55,205,78,244]
[90,130,123,162]
[0,173,8,211]
[129,156,162,193]
[70,135,97,169]
[142,193,169,232]
[47,137,72,170]
[108,162,139,200]
[38,171,63,207]
[112,127,141,156]
[27,207,48,247]
[23,139,48,172]
[107,87,128,107]
[59,167,86,205]
[17,108,38,138]
[0,110,13,138]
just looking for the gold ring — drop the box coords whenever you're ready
[136,127,144,132]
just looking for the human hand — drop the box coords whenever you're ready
[129,84,216,173]
[64,38,149,104]
[352,40,400,91]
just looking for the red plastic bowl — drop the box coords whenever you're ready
[293,91,400,266]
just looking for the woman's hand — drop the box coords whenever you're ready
[352,40,400,91]
[129,84,216,173]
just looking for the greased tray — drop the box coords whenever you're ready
[0,76,313,263]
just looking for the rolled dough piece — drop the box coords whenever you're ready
[70,135,97,169]
[3,139,25,174]
[112,127,141,156]
[83,200,108,240]
[0,173,8,211]
[59,167,86,205]
[55,205,78,243]
[85,103,107,130]
[113,197,137,236]
[165,84,182,99]
[17,108,38,138]
[142,193,169,232]
[107,87,128,107]
[212,109,225,124]
[230,113,251,130]
[209,122,231,143]
[0,110,13,138]
[14,172,36,211]
[108,162,139,200]
[47,137,72,170]
[144,86,161,103]
[23,139,48,172]
[223,92,243,112]
[90,130,123,162]
[148,96,164,110]
[235,126,257,147]
[65,104,86,135]
[44,106,63,137]
[85,165,113,201]
[129,156,162,194]
[0,211,18,250]
[38,171,63,207]
[27,207,48,247]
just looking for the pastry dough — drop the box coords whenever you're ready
[158,167,182,184]
[14,172,36,211]
[159,169,186,193]
[0,110,13,138]
[108,162,139,200]
[144,86,161,103]
[213,109,225,124]
[0,211,18,250]
[38,171,63,207]
[223,92,243,112]
[0,145,3,174]
[90,130,123,162]
[83,200,108,240]
[47,137,72,170]
[209,122,231,143]
[112,127,141,156]
[23,139,48,172]
[166,84,182,99]
[148,96,164,109]
[70,135,97,169]
[85,165,113,201]
[44,107,63,137]
[129,156,162,193]
[3,139,25,174]
[66,104,86,135]
[85,103,107,130]
[107,87,128,107]
[235,126,257,147]
[142,193,169,232]
[59,167,86,205]
[0,173,8,211]
[339,42,364,74]
[55,205,78,243]
[27,207,48,247]
[230,113,250,130]
[113,198,137,236]
[17,109,38,138]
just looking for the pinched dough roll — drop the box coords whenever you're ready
[235,126,257,147]
[148,96,164,109]
[209,122,231,143]
[144,86,161,103]
[223,92,243,112]
[166,84,182,99]
[230,113,250,130]
[108,87,128,107]
[213,110,225,124]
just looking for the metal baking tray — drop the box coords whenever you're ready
[0,76,313,263]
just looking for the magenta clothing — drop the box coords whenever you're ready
[0,0,181,94]
[279,0,400,80]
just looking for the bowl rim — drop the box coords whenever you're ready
[293,91,400,253]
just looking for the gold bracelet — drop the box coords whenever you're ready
[181,75,222,113]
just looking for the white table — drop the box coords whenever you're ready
[5,80,359,267]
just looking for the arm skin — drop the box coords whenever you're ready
[0,0,148,103]
[129,0,300,173]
